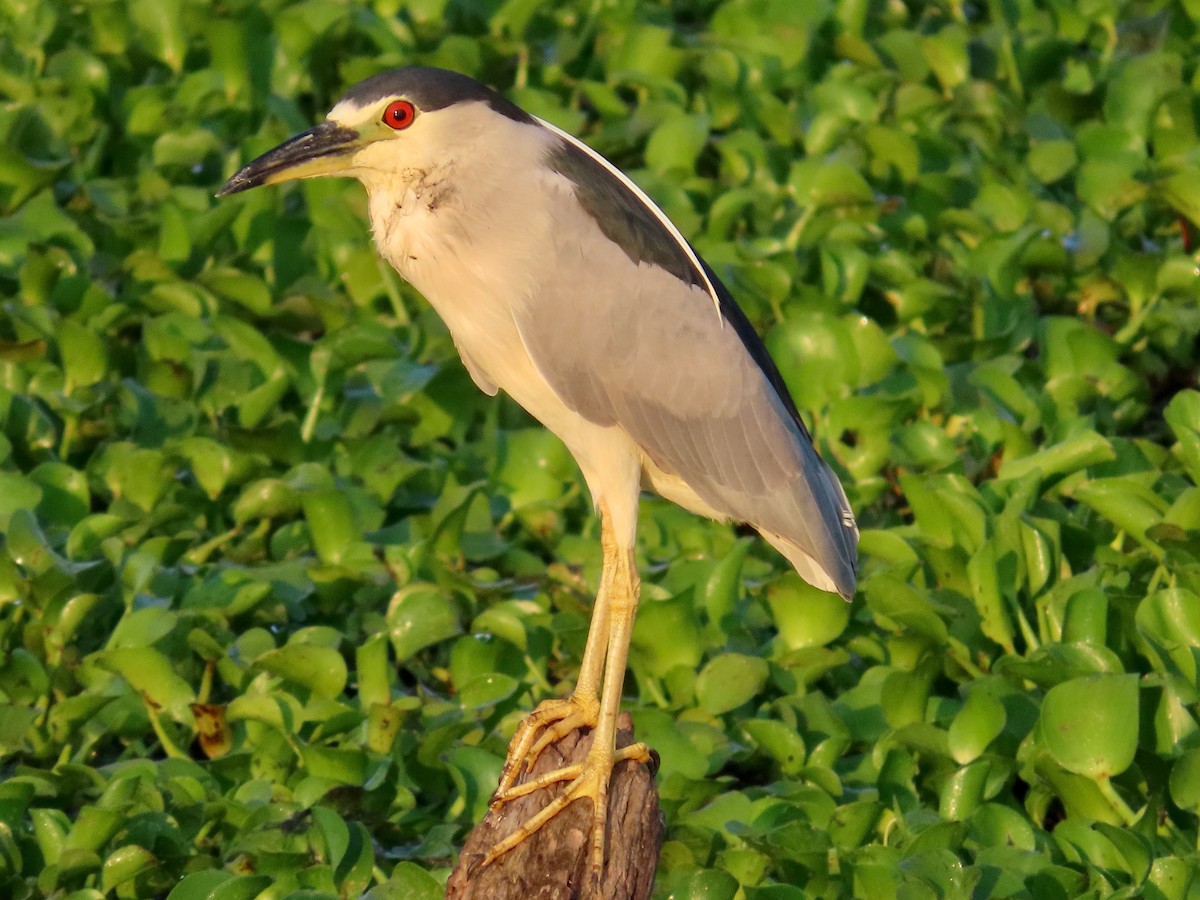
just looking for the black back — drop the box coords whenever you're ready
[346,66,809,434]
[547,139,810,433]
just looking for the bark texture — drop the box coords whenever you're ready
[446,713,662,900]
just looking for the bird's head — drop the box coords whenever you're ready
[217,66,535,198]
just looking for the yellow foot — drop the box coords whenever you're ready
[495,693,599,798]
[479,740,653,888]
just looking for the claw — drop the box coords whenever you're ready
[495,693,599,800]
[465,510,653,894]
[481,740,653,880]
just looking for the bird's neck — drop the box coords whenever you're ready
[365,132,555,292]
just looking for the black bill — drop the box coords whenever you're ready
[217,121,362,197]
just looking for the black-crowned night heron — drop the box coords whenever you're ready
[219,66,858,884]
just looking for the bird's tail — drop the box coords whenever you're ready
[760,456,858,601]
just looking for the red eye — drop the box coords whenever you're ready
[383,100,416,130]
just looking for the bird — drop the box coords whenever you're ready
[218,66,858,888]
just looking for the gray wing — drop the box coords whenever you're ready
[512,174,857,598]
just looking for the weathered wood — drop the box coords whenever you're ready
[447,713,662,900]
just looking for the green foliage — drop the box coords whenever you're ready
[1,0,1200,897]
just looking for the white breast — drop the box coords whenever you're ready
[360,118,602,447]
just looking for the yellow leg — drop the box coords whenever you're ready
[581,540,644,884]
[493,507,618,797]
[482,519,649,890]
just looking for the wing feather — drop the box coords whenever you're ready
[512,176,857,596]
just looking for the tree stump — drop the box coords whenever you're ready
[446,713,663,900]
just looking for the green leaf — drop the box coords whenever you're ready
[364,862,442,900]
[1093,821,1151,883]
[966,803,1035,852]
[1148,857,1193,900]
[200,268,273,316]
[232,478,302,524]
[107,607,177,650]
[168,872,273,900]
[1136,589,1200,685]
[355,634,391,709]
[57,319,108,389]
[997,430,1115,482]
[948,690,1006,764]
[901,473,987,553]
[1074,477,1168,551]
[699,538,749,629]
[863,576,948,645]
[0,472,43,533]
[254,643,347,699]
[1169,748,1200,813]
[93,444,175,512]
[645,112,710,175]
[696,653,769,715]
[130,0,187,71]
[302,487,363,565]
[675,868,739,900]
[1161,167,1200,225]
[456,673,519,709]
[1028,140,1078,184]
[29,808,69,865]
[790,159,874,210]
[100,844,158,893]
[301,745,366,785]
[632,594,702,677]
[921,25,969,91]
[766,573,851,649]
[28,462,90,527]
[743,718,806,775]
[64,806,122,853]
[335,821,374,893]
[165,871,233,900]
[966,540,1015,654]
[174,437,238,500]
[386,585,461,662]
[767,312,858,410]
[1165,391,1200,485]
[1039,674,1139,779]
[99,648,196,722]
